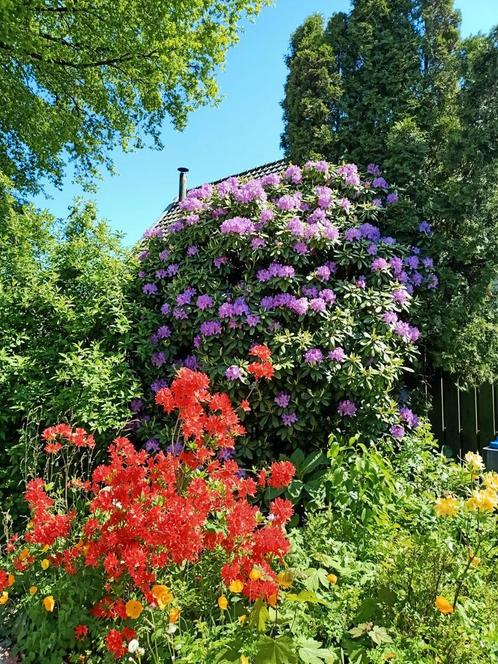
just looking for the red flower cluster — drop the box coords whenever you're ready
[9,367,295,659]
[42,424,95,453]
[247,344,275,380]
[105,627,136,659]
[24,479,75,547]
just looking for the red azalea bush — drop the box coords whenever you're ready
[0,348,297,662]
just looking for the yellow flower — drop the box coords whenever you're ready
[239,614,248,624]
[276,570,294,589]
[41,558,50,570]
[42,544,50,552]
[43,595,55,612]
[218,595,228,610]
[0,592,8,605]
[327,573,338,585]
[470,555,480,568]
[464,451,484,473]
[240,656,250,664]
[249,567,262,581]
[466,488,498,512]
[229,579,244,593]
[384,653,397,661]
[29,586,38,595]
[169,607,181,624]
[151,584,173,609]
[125,599,143,620]
[434,496,459,517]
[7,574,15,587]
[484,472,498,491]
[435,595,454,615]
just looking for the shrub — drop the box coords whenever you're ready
[131,160,437,460]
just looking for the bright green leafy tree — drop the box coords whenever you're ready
[282,1,498,385]
[0,0,268,193]
[0,175,139,514]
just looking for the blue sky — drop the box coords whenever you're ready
[33,0,498,245]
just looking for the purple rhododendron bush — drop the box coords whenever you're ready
[131,160,435,458]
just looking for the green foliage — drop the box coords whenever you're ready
[0,0,268,193]
[281,1,498,385]
[0,180,138,515]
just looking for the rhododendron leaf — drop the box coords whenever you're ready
[255,636,297,664]
[286,479,303,502]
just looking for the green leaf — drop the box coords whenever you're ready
[255,636,298,664]
[298,638,336,664]
[250,597,269,632]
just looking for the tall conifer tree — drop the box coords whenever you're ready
[281,0,498,385]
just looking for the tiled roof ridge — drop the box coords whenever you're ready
[153,158,288,233]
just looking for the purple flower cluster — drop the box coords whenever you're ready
[200,320,222,337]
[220,216,255,235]
[337,400,357,417]
[305,348,323,364]
[274,392,291,408]
[257,263,295,282]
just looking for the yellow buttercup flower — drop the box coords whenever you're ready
[249,567,262,581]
[40,558,50,570]
[43,595,55,612]
[229,579,244,593]
[434,495,459,517]
[435,595,454,615]
[464,451,484,473]
[240,656,250,664]
[218,595,228,610]
[276,570,294,589]
[125,599,143,619]
[7,574,15,587]
[29,586,38,595]
[169,607,181,623]
[0,592,8,605]
[327,573,338,585]
[151,584,173,609]
[239,614,248,624]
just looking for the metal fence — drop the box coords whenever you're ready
[428,375,497,458]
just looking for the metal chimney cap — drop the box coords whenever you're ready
[178,167,189,173]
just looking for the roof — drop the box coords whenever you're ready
[154,159,288,233]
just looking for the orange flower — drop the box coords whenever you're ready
[7,574,15,587]
[435,595,454,615]
[327,573,338,585]
[249,567,262,581]
[218,595,228,610]
[43,595,55,612]
[229,579,244,593]
[169,607,181,623]
[151,585,173,609]
[19,548,30,561]
[125,599,143,619]
[276,570,294,589]
[268,594,278,607]
[0,592,8,605]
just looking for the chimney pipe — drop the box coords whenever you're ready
[178,167,189,201]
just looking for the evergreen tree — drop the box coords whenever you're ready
[281,0,498,385]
